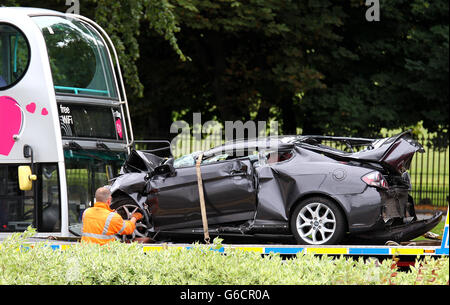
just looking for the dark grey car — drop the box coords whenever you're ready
[109,131,442,245]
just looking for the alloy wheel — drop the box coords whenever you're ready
[115,204,148,242]
[296,202,337,245]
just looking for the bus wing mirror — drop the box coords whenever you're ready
[18,165,37,191]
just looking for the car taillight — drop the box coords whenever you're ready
[362,171,389,189]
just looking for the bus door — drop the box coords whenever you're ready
[0,163,61,233]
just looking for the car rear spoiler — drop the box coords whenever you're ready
[296,130,424,174]
[297,135,376,153]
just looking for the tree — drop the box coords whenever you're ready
[132,0,448,142]
[132,0,348,138]
[2,0,448,143]
[299,0,449,141]
[2,0,186,99]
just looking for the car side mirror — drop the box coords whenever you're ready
[153,163,176,176]
[18,165,37,191]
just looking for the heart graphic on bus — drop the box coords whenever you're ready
[0,96,24,156]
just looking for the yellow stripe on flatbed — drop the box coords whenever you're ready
[391,248,424,255]
[228,247,264,253]
[143,246,164,252]
[306,248,348,255]
[143,245,185,252]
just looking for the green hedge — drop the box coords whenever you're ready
[0,228,448,285]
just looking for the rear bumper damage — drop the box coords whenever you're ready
[352,211,443,244]
[346,185,443,244]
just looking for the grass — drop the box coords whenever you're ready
[413,220,446,242]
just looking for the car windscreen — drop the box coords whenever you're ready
[33,16,117,99]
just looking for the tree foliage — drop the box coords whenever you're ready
[2,0,185,98]
[300,0,449,140]
[132,0,449,141]
[2,0,448,142]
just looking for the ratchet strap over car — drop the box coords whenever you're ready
[196,153,210,244]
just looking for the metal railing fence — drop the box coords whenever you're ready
[410,135,449,207]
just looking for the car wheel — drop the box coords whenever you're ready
[291,197,346,245]
[111,194,149,242]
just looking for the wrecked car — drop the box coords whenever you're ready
[109,131,443,245]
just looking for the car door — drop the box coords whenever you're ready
[148,158,257,230]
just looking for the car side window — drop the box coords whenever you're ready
[254,150,294,167]
[0,23,30,90]
[201,154,229,164]
[173,148,294,169]
[269,151,294,164]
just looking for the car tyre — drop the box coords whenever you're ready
[111,192,149,241]
[291,197,346,245]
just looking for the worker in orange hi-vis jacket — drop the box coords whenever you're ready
[81,187,143,245]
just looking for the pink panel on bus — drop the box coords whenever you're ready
[0,96,23,156]
[116,118,123,139]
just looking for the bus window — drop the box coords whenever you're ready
[64,149,125,235]
[0,164,60,233]
[0,165,34,232]
[58,104,120,140]
[0,23,30,90]
[32,16,117,99]
[39,165,61,232]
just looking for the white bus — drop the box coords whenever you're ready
[0,7,135,238]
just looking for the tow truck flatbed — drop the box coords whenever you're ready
[1,209,448,262]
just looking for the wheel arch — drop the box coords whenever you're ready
[110,190,137,210]
[288,192,349,233]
